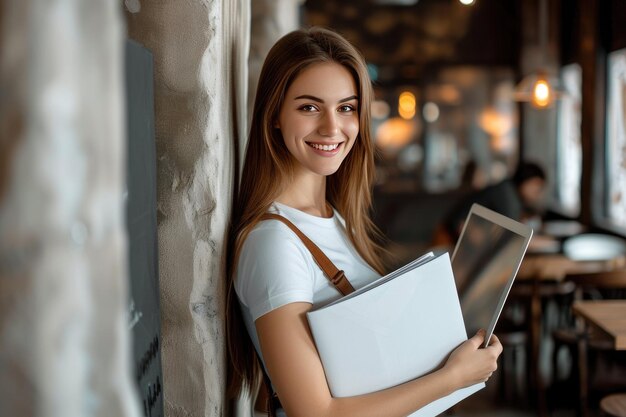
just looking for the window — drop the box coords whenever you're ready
[606,48,626,228]
[555,63,582,216]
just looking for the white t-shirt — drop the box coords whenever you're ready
[235,201,380,375]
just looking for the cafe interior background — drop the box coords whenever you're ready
[1,0,625,416]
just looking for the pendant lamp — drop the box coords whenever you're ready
[513,0,562,108]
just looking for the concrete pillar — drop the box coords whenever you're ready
[125,1,250,416]
[0,1,140,417]
[248,0,303,126]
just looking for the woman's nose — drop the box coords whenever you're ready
[318,112,339,137]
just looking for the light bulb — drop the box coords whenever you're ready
[459,0,475,5]
[532,78,551,108]
[398,92,416,120]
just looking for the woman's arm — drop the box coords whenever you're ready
[256,302,502,417]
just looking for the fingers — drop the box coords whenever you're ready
[469,329,486,348]
[486,333,504,355]
[452,330,502,387]
[488,333,500,346]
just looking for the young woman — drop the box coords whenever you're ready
[226,27,503,417]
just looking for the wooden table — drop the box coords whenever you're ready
[573,300,626,350]
[572,300,626,417]
[513,255,625,417]
[518,253,624,282]
[541,220,587,238]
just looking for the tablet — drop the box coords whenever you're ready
[450,204,533,348]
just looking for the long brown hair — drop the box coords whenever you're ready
[226,27,387,399]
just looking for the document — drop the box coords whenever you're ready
[306,253,484,417]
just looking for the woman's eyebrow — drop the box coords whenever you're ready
[293,94,359,103]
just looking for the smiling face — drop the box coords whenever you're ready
[276,62,360,178]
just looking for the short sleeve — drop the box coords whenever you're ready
[235,223,315,321]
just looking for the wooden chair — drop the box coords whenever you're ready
[496,278,576,414]
[552,270,626,377]
[495,314,529,404]
[550,269,626,416]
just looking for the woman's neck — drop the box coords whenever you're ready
[275,172,330,218]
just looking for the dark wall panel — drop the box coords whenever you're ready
[125,39,163,417]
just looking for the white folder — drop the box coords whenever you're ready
[306,253,484,417]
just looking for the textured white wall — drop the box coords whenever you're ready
[0,0,309,416]
[0,1,140,417]
[125,1,250,416]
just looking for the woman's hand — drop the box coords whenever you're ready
[442,329,503,389]
[257,304,500,417]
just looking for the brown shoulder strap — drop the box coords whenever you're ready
[260,213,355,296]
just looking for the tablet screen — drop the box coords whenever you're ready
[451,204,533,347]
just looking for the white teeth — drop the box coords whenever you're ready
[309,143,339,151]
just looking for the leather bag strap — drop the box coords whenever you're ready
[259,213,355,296]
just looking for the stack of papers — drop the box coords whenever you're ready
[306,253,484,417]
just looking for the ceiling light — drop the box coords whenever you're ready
[513,0,562,108]
[375,117,418,153]
[514,70,561,108]
[532,78,551,107]
[398,92,416,120]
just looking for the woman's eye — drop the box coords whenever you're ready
[299,105,318,112]
[339,105,355,113]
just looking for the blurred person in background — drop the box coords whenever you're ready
[433,161,547,246]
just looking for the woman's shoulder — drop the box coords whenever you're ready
[241,201,345,260]
[235,212,317,304]
[248,210,302,238]
[268,201,346,230]
[242,217,310,260]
